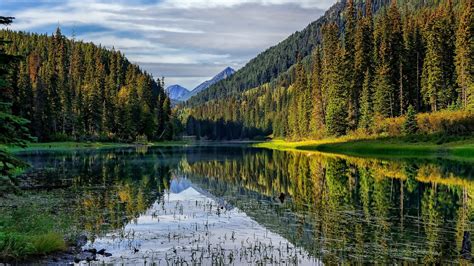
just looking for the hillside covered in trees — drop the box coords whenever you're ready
[0,28,173,142]
[182,0,473,140]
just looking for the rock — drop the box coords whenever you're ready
[85,248,97,254]
[104,252,112,257]
[76,235,88,247]
[278,193,286,203]
[97,248,106,255]
[73,257,81,263]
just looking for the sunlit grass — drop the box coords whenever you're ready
[255,136,474,160]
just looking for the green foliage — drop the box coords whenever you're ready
[455,0,474,110]
[0,28,172,142]
[402,105,419,134]
[0,17,34,183]
[183,0,470,141]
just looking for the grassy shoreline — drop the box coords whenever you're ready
[4,141,191,154]
[254,137,474,160]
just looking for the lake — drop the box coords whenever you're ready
[6,145,474,264]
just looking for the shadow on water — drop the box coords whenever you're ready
[5,145,474,263]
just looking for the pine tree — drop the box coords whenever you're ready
[323,23,348,136]
[0,16,34,185]
[402,105,418,135]
[345,0,358,130]
[294,55,310,137]
[310,48,325,136]
[359,70,373,130]
[455,0,474,110]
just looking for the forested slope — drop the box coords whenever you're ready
[186,0,391,105]
[0,29,173,142]
[182,0,473,140]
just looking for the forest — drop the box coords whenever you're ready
[0,27,173,143]
[182,0,473,140]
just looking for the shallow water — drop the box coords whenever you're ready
[8,145,474,264]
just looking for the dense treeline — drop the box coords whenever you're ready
[0,28,173,142]
[183,0,473,140]
[185,0,391,105]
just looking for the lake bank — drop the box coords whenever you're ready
[4,141,191,154]
[254,136,474,160]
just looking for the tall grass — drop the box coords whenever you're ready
[0,206,67,261]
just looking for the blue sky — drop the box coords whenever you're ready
[2,0,334,89]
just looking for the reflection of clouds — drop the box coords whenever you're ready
[6,0,332,88]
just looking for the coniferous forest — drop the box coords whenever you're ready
[0,28,173,142]
[1,0,474,264]
[183,0,473,140]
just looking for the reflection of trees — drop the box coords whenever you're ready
[21,148,174,240]
[179,149,474,263]
[20,147,474,263]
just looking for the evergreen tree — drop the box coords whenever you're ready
[421,3,456,112]
[345,0,358,130]
[359,70,373,130]
[455,0,474,110]
[0,17,34,186]
[323,23,348,136]
[402,105,418,135]
[310,48,325,136]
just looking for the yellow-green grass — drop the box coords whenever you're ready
[255,137,474,160]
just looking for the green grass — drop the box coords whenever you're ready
[3,140,192,154]
[254,136,474,160]
[4,141,133,153]
[0,205,69,261]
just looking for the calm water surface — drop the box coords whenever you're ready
[10,145,474,264]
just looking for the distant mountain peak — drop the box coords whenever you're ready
[166,84,190,101]
[183,67,236,101]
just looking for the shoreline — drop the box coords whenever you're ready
[254,136,474,161]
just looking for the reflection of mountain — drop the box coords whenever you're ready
[169,177,192,193]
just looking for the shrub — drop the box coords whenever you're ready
[373,109,474,137]
[402,105,418,135]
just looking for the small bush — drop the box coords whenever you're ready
[402,105,418,135]
[373,110,474,138]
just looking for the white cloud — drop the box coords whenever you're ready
[161,0,334,10]
[6,0,335,88]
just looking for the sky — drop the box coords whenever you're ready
[2,0,335,90]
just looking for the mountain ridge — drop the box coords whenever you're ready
[167,67,236,101]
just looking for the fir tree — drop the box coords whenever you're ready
[455,0,474,110]
[402,105,418,135]
[359,70,373,130]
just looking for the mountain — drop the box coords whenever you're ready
[169,67,236,102]
[186,0,390,106]
[184,67,236,100]
[166,85,190,101]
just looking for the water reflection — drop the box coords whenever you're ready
[15,146,474,263]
